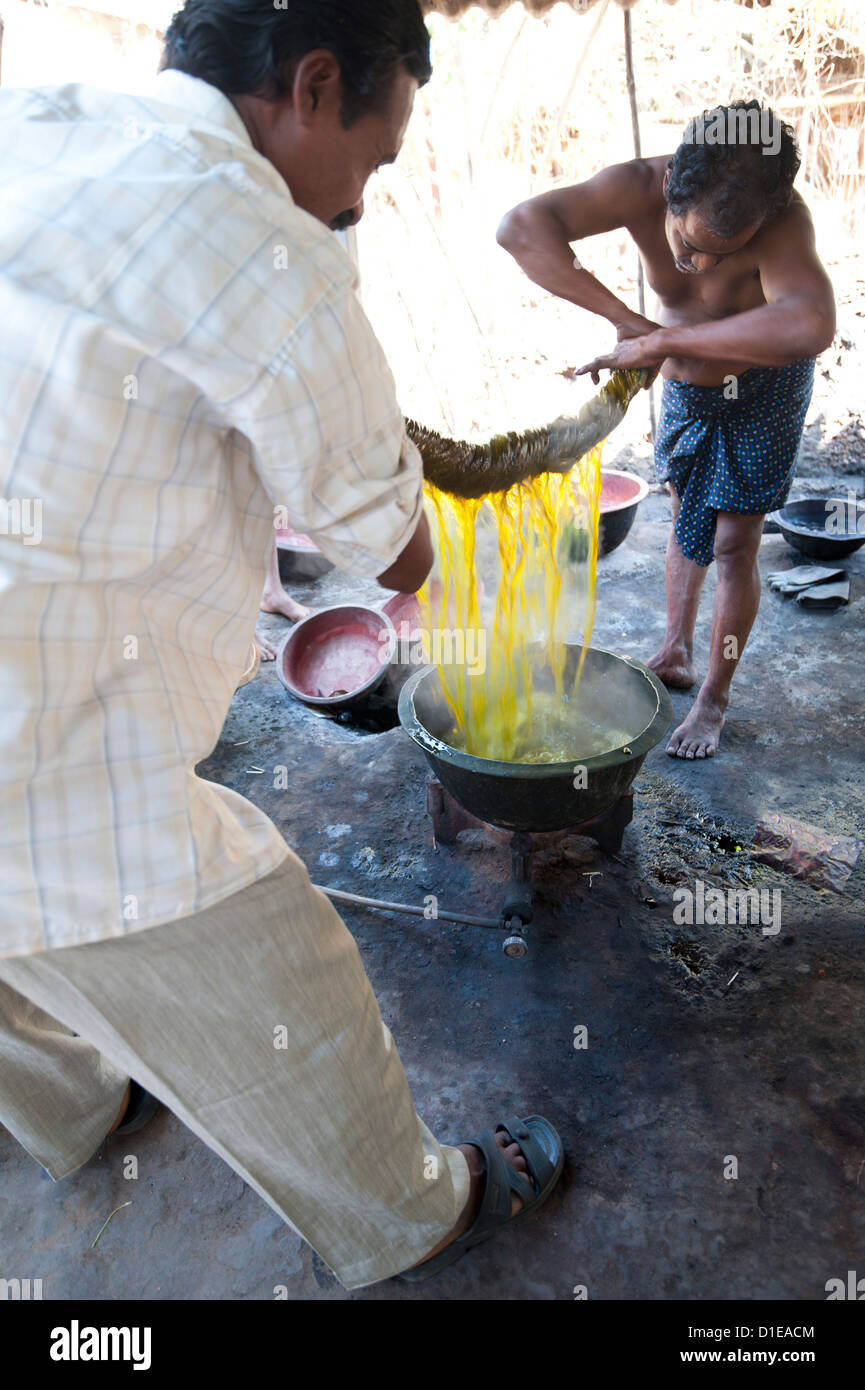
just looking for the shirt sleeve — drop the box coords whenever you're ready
[236,279,424,578]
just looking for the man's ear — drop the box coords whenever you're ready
[292,50,343,129]
[662,166,670,196]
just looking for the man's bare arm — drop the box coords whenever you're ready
[377,511,432,593]
[496,161,660,335]
[578,204,836,378]
[658,206,835,365]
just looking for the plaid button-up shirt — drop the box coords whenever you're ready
[0,69,424,957]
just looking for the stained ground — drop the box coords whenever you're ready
[1,472,863,1302]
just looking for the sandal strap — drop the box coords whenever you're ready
[496,1114,557,1194]
[465,1114,556,1237]
[463,1129,519,1237]
[397,1112,564,1282]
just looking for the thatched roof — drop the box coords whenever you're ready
[422,0,777,15]
[421,0,638,17]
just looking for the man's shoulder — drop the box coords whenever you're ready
[603,154,668,191]
[0,77,355,287]
[584,155,668,221]
[0,81,84,123]
[778,189,816,228]
[631,154,671,181]
[755,190,820,256]
[0,77,356,362]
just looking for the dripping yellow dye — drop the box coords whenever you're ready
[421,445,616,764]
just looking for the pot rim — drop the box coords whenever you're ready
[275,536,323,553]
[599,468,650,513]
[397,645,673,777]
[769,500,865,543]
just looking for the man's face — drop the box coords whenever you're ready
[234,56,418,233]
[662,175,763,274]
[319,69,417,231]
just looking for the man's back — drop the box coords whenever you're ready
[0,72,401,956]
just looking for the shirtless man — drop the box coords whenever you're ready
[497,101,836,758]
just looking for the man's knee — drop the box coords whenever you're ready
[713,513,763,568]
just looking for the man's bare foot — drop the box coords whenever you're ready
[107,1082,132,1135]
[255,632,278,662]
[667,690,727,759]
[647,643,697,690]
[260,585,310,624]
[408,1128,532,1269]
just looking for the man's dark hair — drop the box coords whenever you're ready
[666,100,800,237]
[162,0,432,127]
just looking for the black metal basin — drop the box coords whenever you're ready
[769,498,865,560]
[398,645,672,833]
[275,527,334,581]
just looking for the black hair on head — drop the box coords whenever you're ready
[666,100,800,237]
[162,0,432,127]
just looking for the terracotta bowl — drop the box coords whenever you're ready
[598,469,650,557]
[276,605,396,711]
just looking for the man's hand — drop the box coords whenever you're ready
[576,328,667,385]
[613,316,664,388]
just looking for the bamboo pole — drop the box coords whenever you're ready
[623,6,656,444]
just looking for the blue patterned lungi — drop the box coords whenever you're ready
[654,357,815,566]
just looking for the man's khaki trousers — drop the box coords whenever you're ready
[0,850,470,1289]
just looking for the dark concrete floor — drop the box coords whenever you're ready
[2,478,863,1301]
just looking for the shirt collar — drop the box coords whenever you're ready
[145,69,294,204]
[147,69,259,155]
